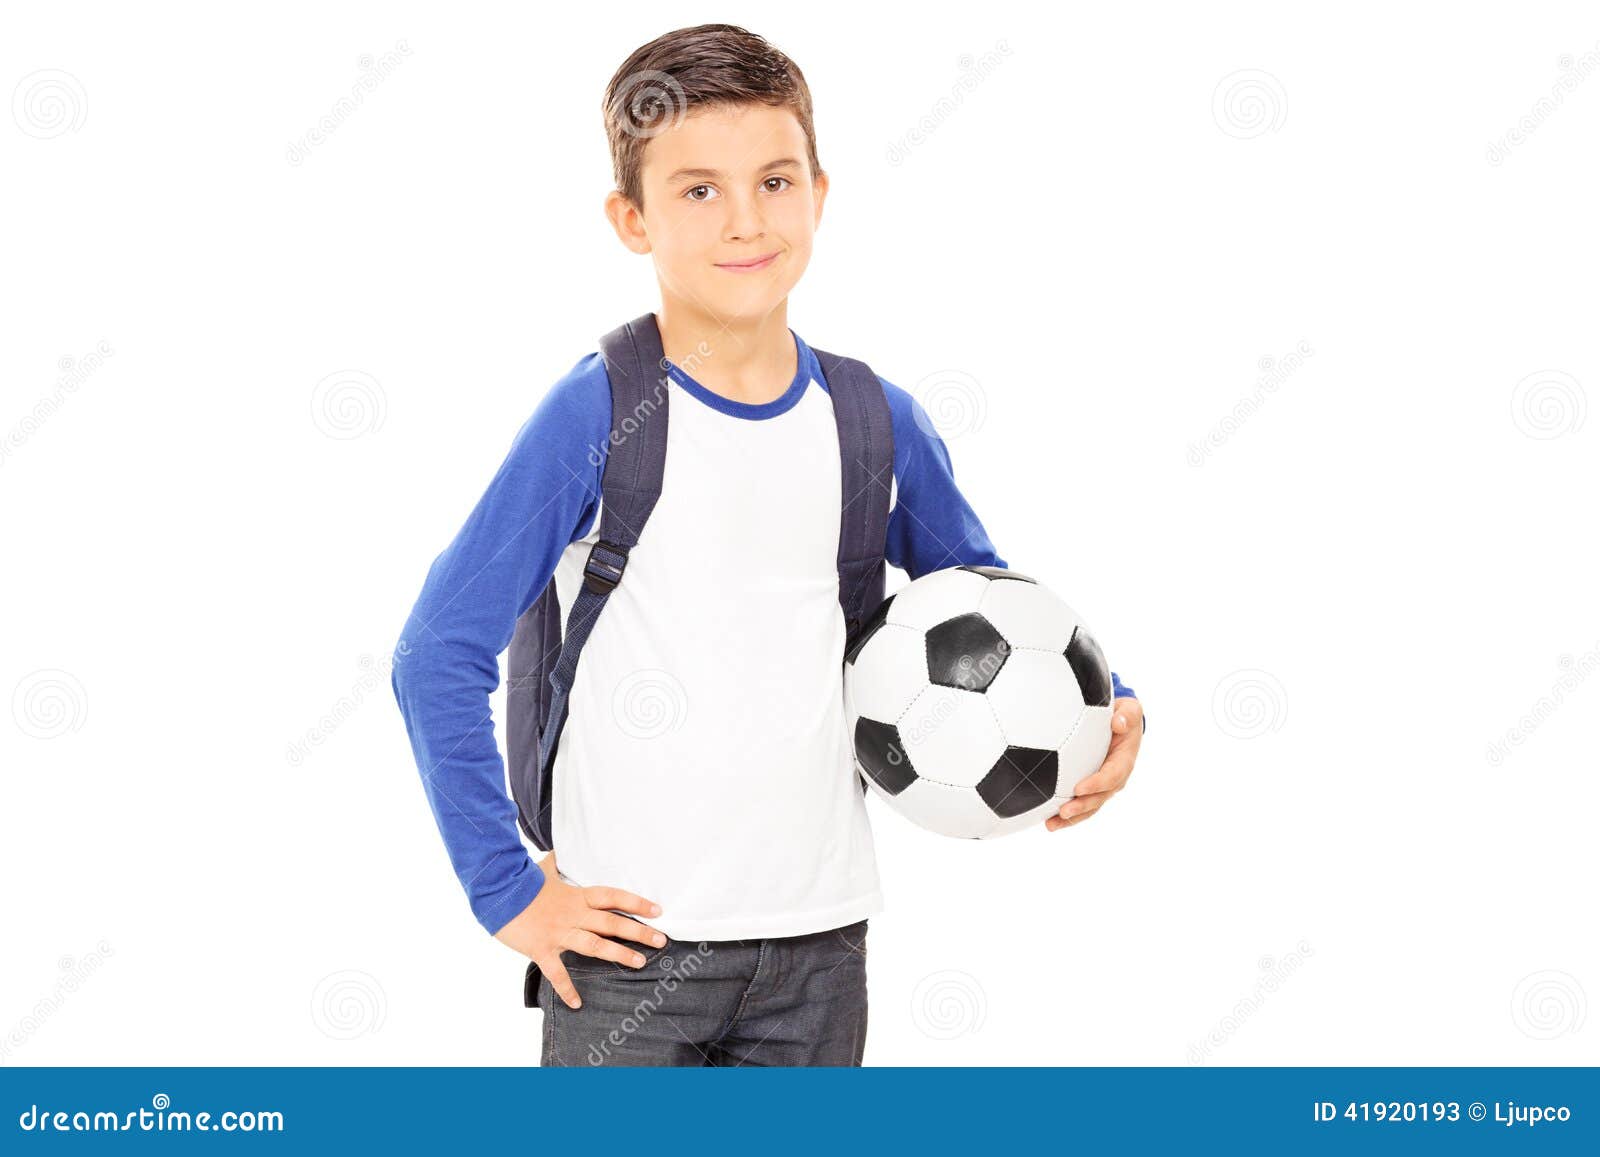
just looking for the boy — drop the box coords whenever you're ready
[391,24,1144,1067]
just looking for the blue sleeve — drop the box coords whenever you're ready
[880,377,1139,709]
[390,354,610,935]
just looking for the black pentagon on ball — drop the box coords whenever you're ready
[853,717,917,795]
[958,564,1036,583]
[925,612,1009,691]
[977,746,1059,818]
[1065,624,1113,707]
[844,593,896,666]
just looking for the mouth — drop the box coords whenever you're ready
[714,250,781,272]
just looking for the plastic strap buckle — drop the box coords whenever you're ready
[583,541,629,595]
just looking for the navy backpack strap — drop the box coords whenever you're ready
[525,313,669,850]
[506,580,561,845]
[811,346,895,653]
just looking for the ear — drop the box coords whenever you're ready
[604,189,651,255]
[812,169,829,230]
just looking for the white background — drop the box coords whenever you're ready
[2,1,1596,1067]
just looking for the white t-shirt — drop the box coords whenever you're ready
[547,344,884,938]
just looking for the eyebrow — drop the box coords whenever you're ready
[664,157,803,184]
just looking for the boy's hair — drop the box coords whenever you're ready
[602,24,821,213]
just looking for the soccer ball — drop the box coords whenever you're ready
[844,565,1115,839]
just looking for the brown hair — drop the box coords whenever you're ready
[602,24,820,212]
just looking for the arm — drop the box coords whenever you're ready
[880,378,1140,712]
[390,356,608,935]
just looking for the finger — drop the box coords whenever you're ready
[1057,790,1114,820]
[540,959,582,1010]
[563,928,651,969]
[1046,792,1112,832]
[583,885,662,918]
[1046,797,1108,830]
[1045,806,1103,832]
[584,910,668,949]
[1110,702,1144,747]
[1072,751,1133,798]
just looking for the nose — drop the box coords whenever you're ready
[723,187,766,242]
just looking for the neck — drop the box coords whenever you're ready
[655,299,796,406]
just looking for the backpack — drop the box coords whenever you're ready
[505,313,895,852]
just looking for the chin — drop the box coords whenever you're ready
[710,289,791,321]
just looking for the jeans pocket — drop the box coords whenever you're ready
[523,960,543,1008]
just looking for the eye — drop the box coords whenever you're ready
[763,176,793,193]
[684,184,719,202]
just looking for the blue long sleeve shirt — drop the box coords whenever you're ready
[392,343,1136,933]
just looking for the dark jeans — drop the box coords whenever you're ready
[524,918,869,1066]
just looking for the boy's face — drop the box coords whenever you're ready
[608,102,827,327]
